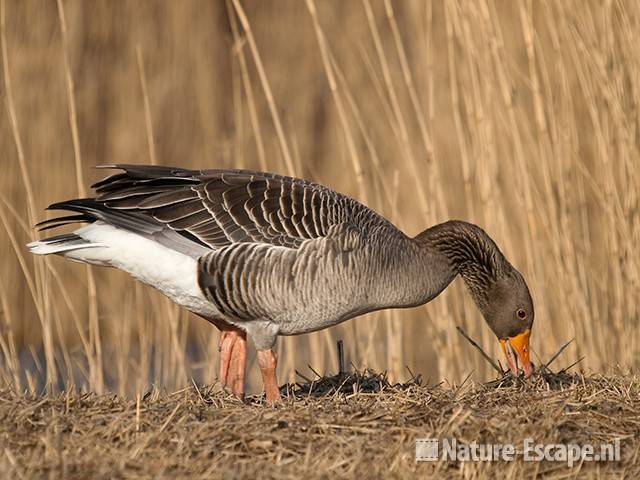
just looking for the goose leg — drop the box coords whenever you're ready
[257,349,280,402]
[218,329,247,397]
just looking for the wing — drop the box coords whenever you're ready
[90,164,391,250]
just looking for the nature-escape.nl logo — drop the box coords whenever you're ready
[415,437,621,467]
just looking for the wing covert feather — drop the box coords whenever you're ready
[92,165,392,250]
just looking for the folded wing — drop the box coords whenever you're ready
[88,164,384,250]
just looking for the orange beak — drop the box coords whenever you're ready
[499,329,533,378]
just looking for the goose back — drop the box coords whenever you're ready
[91,164,394,251]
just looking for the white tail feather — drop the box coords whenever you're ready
[27,239,105,255]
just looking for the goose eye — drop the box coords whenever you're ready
[517,309,527,320]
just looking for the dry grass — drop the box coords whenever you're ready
[0,0,638,399]
[0,368,638,479]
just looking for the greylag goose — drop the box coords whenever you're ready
[28,165,534,401]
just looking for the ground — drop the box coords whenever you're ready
[0,370,638,479]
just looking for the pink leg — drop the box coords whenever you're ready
[228,334,246,397]
[257,349,280,403]
[218,329,247,398]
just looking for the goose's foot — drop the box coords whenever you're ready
[257,349,280,403]
[218,329,247,397]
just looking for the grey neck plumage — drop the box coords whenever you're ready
[409,220,508,312]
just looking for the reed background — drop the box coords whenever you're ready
[0,0,638,396]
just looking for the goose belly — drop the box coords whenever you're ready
[275,290,378,335]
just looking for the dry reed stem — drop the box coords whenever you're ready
[306,1,365,196]
[330,55,395,209]
[0,0,37,229]
[56,0,103,394]
[0,277,19,389]
[362,0,430,218]
[231,0,295,174]
[456,326,503,375]
[1,0,56,389]
[226,0,267,172]
[136,46,157,166]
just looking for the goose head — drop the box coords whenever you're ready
[418,220,535,377]
[475,267,534,377]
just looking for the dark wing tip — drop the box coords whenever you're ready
[36,214,93,231]
[46,199,94,211]
[91,164,200,190]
